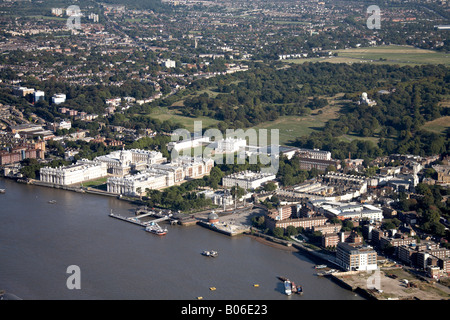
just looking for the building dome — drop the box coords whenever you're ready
[208,211,219,223]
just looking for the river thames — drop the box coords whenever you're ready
[0,178,364,300]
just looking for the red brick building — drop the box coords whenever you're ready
[322,233,340,248]
[0,145,44,165]
[266,216,328,231]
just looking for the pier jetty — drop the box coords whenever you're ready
[109,209,177,228]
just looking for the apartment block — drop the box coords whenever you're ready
[267,204,301,221]
[322,233,340,248]
[336,242,378,271]
[266,215,328,231]
[313,223,341,235]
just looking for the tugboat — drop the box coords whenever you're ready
[296,285,304,296]
[278,276,303,296]
[291,282,297,293]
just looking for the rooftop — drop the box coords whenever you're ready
[224,170,276,181]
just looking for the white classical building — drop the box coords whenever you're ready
[107,168,175,196]
[222,171,276,190]
[215,138,247,154]
[297,148,331,161]
[39,159,107,185]
[170,155,214,179]
[150,156,214,183]
[95,149,166,176]
[106,156,215,196]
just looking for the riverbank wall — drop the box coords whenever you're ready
[197,221,249,236]
[328,272,378,300]
[244,231,376,299]
[30,179,120,197]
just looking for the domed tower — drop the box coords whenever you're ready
[361,92,368,101]
[208,211,219,224]
[119,149,132,165]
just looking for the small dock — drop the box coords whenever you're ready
[134,212,155,219]
[150,216,170,224]
[109,210,177,228]
[109,212,147,227]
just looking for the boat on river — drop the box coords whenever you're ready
[278,276,303,296]
[145,222,167,236]
[284,280,292,296]
[277,276,288,282]
[202,250,218,257]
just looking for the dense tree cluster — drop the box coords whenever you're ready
[180,62,449,129]
[145,181,214,213]
[398,184,450,246]
[177,62,450,159]
[22,79,157,115]
[294,75,449,159]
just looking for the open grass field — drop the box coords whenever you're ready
[422,116,450,134]
[77,177,108,189]
[26,15,67,21]
[286,45,450,66]
[338,133,380,145]
[252,101,342,145]
[252,116,327,145]
[422,97,450,134]
[146,106,220,132]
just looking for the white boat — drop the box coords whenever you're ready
[145,222,167,236]
[202,250,218,257]
[0,189,5,194]
[284,280,292,296]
